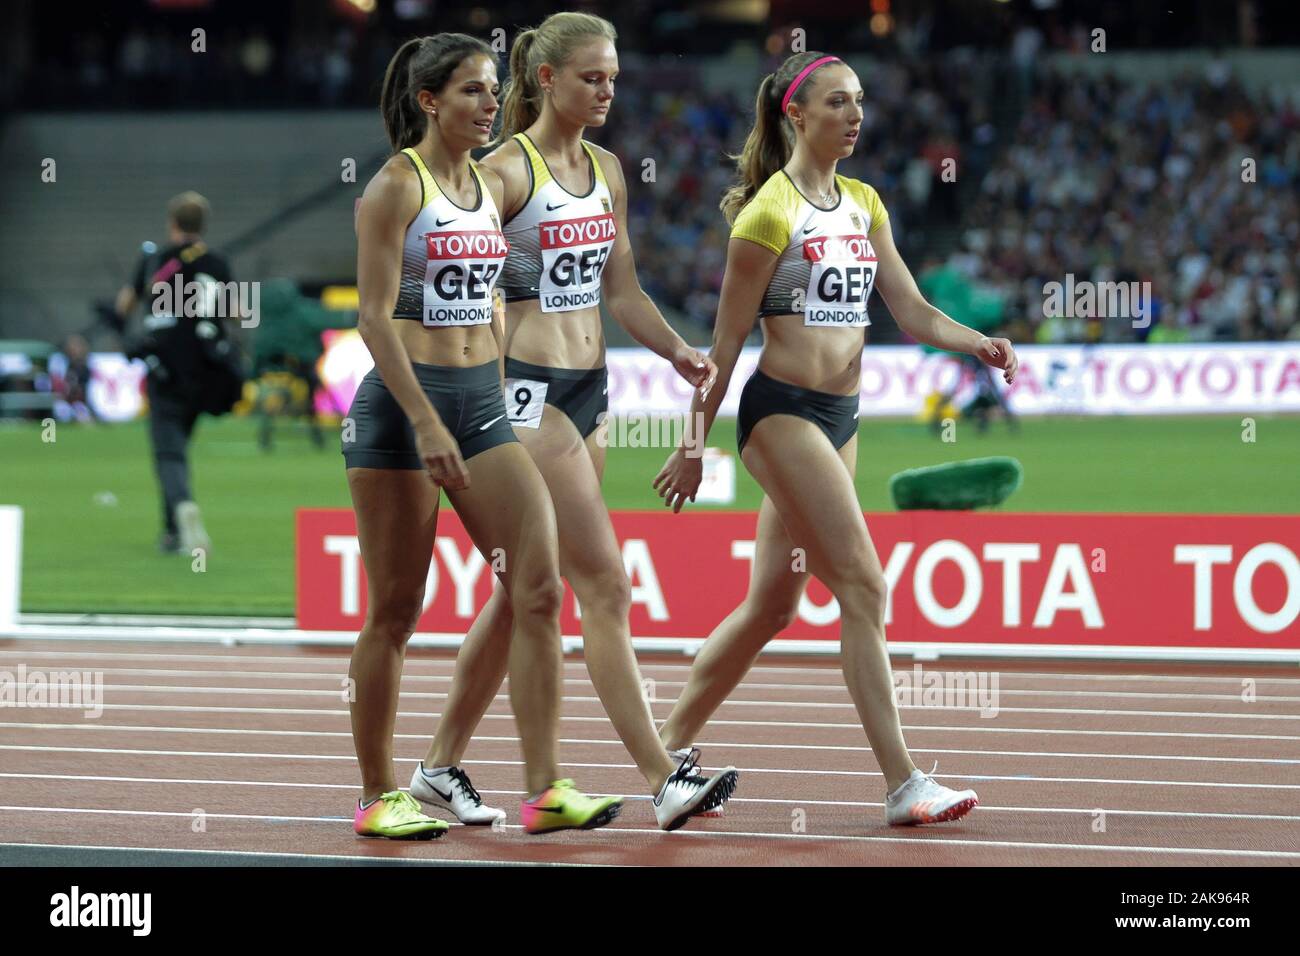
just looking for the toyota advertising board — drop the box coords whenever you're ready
[297,508,1300,659]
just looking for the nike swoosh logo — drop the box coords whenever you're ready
[546,202,567,211]
[435,217,458,226]
[530,804,568,814]
[479,414,505,430]
[802,225,816,234]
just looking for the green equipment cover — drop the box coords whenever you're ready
[889,456,1023,510]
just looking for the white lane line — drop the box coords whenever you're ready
[9,669,1297,703]
[0,840,616,867]
[505,824,1300,859]
[5,772,1298,822]
[10,703,1300,738]
[19,683,1300,719]
[5,745,1296,789]
[4,649,1296,686]
[4,723,1295,766]
[962,671,1300,686]
[1,805,1293,860]
[7,716,1298,744]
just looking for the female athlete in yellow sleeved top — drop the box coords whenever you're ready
[653,51,1019,826]
[407,13,739,833]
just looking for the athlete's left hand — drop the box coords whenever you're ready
[975,337,1018,385]
[672,345,718,397]
[653,447,702,513]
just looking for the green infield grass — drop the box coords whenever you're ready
[1,413,1295,614]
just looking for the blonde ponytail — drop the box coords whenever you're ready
[495,13,617,143]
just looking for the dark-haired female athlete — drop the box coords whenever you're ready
[346,33,621,838]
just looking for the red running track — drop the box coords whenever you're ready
[1,639,1298,866]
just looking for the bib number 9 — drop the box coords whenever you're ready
[503,378,547,429]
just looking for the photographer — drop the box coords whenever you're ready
[115,191,242,554]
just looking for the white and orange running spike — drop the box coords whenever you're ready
[885,764,979,826]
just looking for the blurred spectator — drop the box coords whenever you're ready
[241,31,275,78]
[1011,22,1043,99]
[48,334,95,423]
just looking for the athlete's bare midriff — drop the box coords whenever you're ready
[503,299,606,370]
[394,320,500,368]
[755,313,866,396]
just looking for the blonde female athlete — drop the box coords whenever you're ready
[653,51,1019,826]
[407,14,739,832]
[346,34,621,838]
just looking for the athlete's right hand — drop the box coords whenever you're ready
[415,419,470,491]
[653,447,702,513]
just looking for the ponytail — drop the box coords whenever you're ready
[721,73,787,224]
[496,29,540,142]
[495,13,618,144]
[380,38,427,152]
[379,33,495,152]
[720,51,836,224]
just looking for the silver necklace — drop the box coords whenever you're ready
[790,171,836,207]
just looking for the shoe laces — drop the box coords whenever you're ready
[381,790,423,819]
[447,766,483,806]
[892,761,942,801]
[540,778,579,802]
[543,779,595,809]
[670,748,708,790]
[915,761,943,791]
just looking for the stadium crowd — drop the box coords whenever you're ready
[593,49,998,338]
[12,11,1299,346]
[955,61,1300,345]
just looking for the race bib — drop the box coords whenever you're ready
[422,230,509,327]
[801,234,876,327]
[503,378,548,429]
[538,213,616,313]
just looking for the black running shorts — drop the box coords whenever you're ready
[735,368,859,455]
[502,357,608,439]
[342,360,517,469]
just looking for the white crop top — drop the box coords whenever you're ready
[392,146,509,327]
[497,132,617,314]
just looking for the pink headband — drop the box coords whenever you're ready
[780,56,841,115]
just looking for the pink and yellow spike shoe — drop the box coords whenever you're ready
[354,790,450,840]
[520,779,622,835]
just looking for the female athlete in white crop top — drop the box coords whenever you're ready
[417,13,739,832]
[347,34,621,838]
